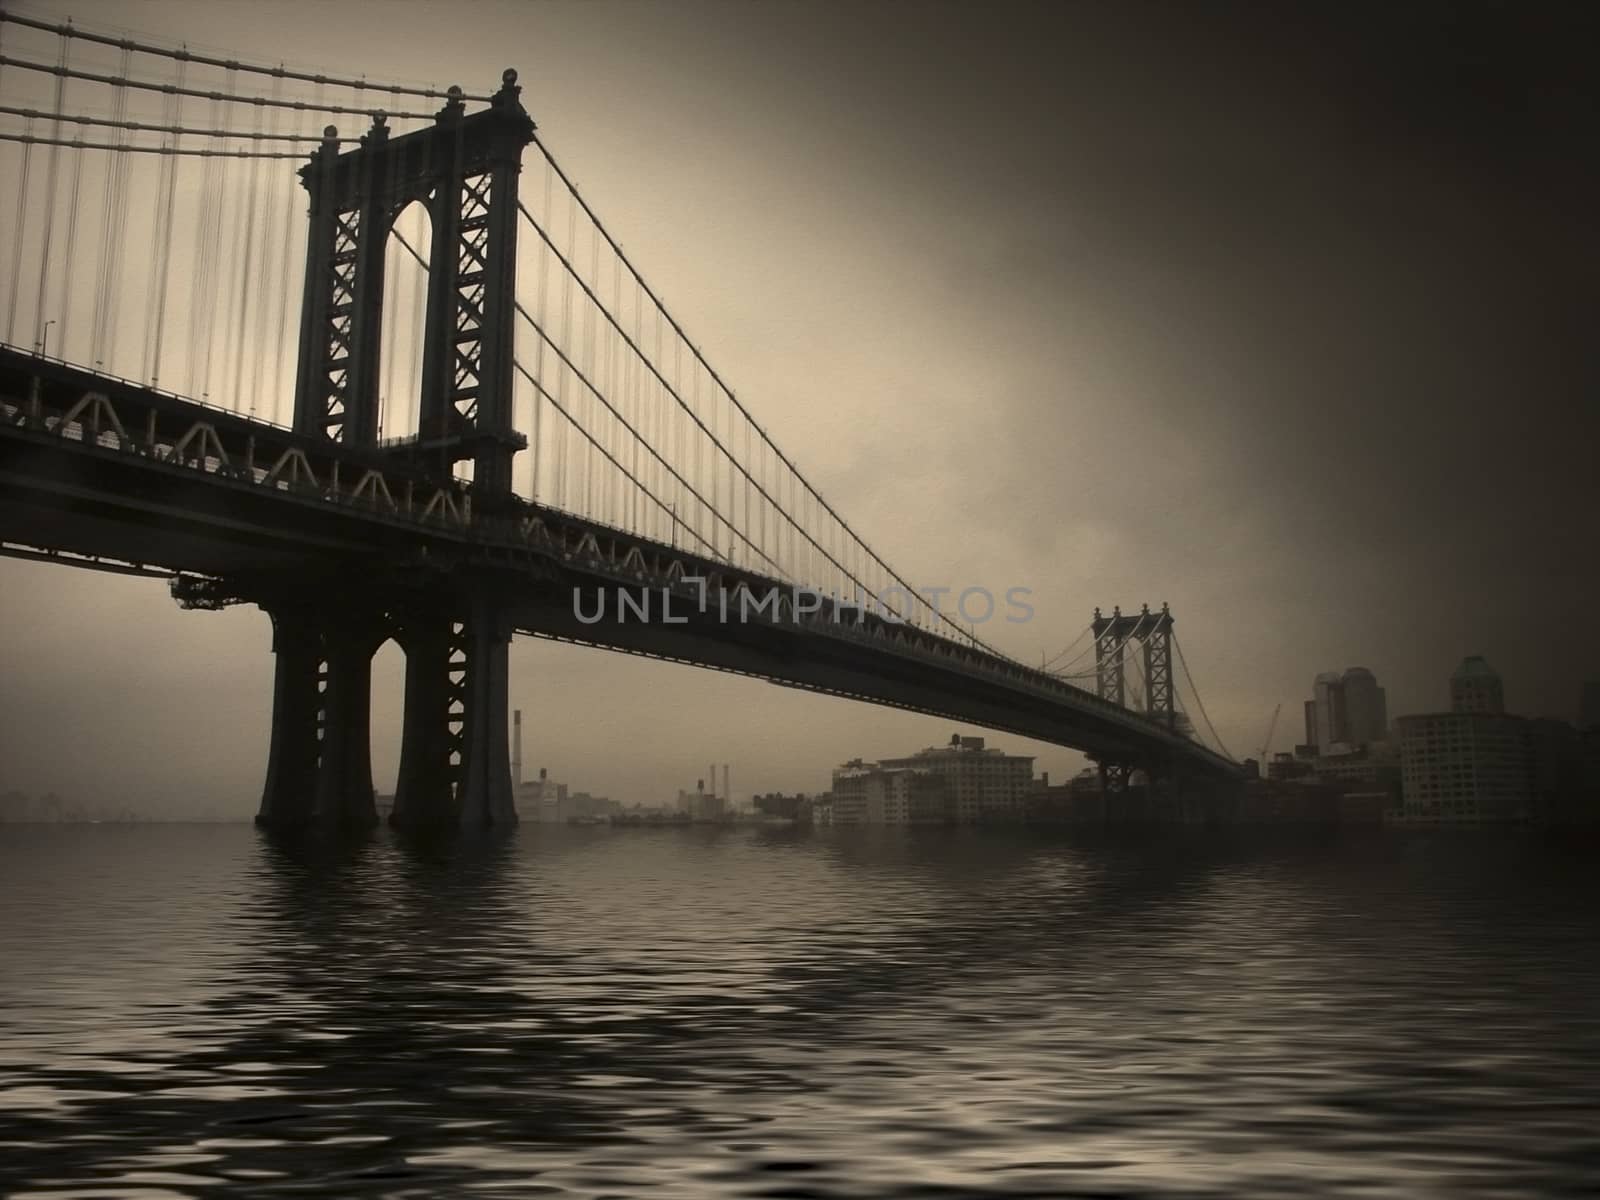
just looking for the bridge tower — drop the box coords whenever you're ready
[294,71,533,494]
[1091,602,1177,805]
[254,73,536,832]
[1091,603,1175,728]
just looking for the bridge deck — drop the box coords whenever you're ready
[0,348,1240,779]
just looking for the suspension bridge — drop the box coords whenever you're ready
[0,11,1242,827]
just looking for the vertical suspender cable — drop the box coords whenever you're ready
[88,47,131,368]
[146,59,185,385]
[187,87,224,397]
[557,186,576,510]
[30,35,68,356]
[631,277,642,534]
[584,214,599,518]
[55,111,85,363]
[102,46,135,374]
[7,115,35,346]
[530,159,551,503]
[234,125,263,415]
[380,93,402,438]
[268,73,297,425]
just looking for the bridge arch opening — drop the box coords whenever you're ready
[370,637,406,816]
[376,199,433,444]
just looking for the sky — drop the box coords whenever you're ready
[1,0,1597,816]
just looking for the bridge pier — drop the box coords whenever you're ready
[390,612,459,829]
[388,595,518,830]
[253,586,517,832]
[259,605,323,827]
[458,595,517,828]
[314,610,386,828]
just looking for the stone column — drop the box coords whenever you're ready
[314,610,385,828]
[458,594,517,827]
[390,613,459,829]
[258,604,323,827]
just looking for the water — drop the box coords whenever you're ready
[1,824,1596,1198]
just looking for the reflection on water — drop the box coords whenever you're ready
[1,823,1596,1197]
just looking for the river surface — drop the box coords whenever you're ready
[0,823,1596,1198]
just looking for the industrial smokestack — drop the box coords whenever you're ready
[512,709,523,786]
[710,763,716,798]
[722,763,730,810]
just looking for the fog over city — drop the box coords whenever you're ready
[1,0,1596,817]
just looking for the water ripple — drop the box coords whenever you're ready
[1,824,1597,1196]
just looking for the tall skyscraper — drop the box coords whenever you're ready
[1450,656,1505,714]
[1302,666,1390,750]
[1312,671,1348,749]
[1341,667,1389,744]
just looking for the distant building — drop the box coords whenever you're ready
[1308,740,1401,803]
[676,785,726,822]
[823,734,1031,825]
[1027,770,1112,823]
[517,768,569,822]
[1341,667,1388,745]
[1526,719,1593,825]
[752,793,806,820]
[879,733,1033,823]
[1304,667,1389,751]
[1396,659,1600,826]
[1267,751,1314,782]
[828,761,949,825]
[1450,655,1505,715]
[563,792,619,821]
[1396,711,1530,824]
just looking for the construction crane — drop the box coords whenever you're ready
[1257,702,1282,761]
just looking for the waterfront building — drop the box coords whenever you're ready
[516,768,569,822]
[879,734,1034,823]
[1396,711,1530,824]
[1308,740,1401,800]
[1027,771,1111,823]
[825,734,1029,825]
[752,793,807,820]
[828,761,948,824]
[563,792,619,821]
[676,785,727,822]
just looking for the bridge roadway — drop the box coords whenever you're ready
[0,347,1241,787]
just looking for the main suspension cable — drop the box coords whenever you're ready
[0,11,490,103]
[0,55,439,121]
[1173,635,1234,760]
[0,104,350,141]
[526,135,1000,654]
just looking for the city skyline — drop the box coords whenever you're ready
[0,0,1596,816]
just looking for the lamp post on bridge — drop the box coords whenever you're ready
[38,319,55,359]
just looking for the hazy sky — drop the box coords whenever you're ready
[2,0,1597,814]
